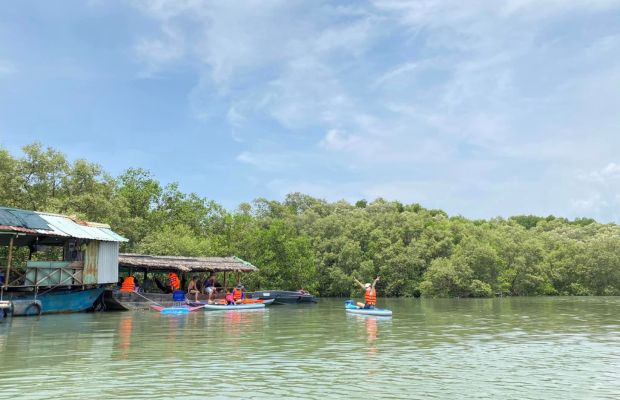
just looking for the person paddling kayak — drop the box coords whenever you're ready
[353,276,379,309]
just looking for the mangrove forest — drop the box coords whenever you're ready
[1,143,619,297]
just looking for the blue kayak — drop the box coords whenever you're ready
[345,300,392,317]
[150,305,205,314]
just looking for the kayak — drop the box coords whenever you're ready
[150,305,205,314]
[344,300,392,317]
[196,299,275,306]
[242,298,275,306]
[202,303,265,311]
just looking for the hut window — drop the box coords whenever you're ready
[64,240,85,262]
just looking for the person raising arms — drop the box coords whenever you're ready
[353,276,379,309]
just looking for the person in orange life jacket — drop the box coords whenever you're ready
[353,276,379,309]
[232,284,245,304]
[168,272,181,292]
[187,276,200,302]
[225,290,235,305]
[120,275,136,292]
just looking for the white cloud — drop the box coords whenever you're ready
[132,0,620,221]
[578,163,620,184]
[571,163,620,221]
[375,62,417,87]
[571,194,608,213]
[236,150,316,172]
[236,151,260,166]
[320,129,362,152]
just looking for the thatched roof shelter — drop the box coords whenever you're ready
[118,254,259,273]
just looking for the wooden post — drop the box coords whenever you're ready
[236,271,240,284]
[4,236,14,289]
[223,272,227,291]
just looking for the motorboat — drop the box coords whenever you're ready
[248,290,317,305]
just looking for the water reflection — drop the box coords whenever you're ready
[0,298,618,399]
[117,313,132,359]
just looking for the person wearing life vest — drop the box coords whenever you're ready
[232,284,245,304]
[225,289,235,305]
[353,276,379,309]
[120,276,136,292]
[168,272,181,292]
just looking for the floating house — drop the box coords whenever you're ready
[106,253,259,310]
[0,207,127,316]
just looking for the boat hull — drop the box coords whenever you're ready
[0,300,10,321]
[150,305,205,314]
[105,290,182,310]
[2,287,104,316]
[202,303,265,311]
[248,290,317,305]
[345,308,392,317]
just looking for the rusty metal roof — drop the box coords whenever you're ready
[0,207,127,242]
[0,225,38,235]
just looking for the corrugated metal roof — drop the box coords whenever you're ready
[0,225,38,235]
[37,214,128,242]
[99,227,128,242]
[0,207,127,242]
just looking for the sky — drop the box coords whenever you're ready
[1,1,620,222]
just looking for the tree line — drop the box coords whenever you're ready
[1,143,619,297]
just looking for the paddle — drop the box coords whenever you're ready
[131,290,165,307]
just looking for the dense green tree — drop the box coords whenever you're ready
[1,143,619,297]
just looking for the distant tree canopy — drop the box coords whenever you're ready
[1,143,619,297]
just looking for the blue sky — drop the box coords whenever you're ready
[1,1,620,221]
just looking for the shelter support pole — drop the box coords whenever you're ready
[223,272,227,291]
[236,271,240,285]
[4,236,14,289]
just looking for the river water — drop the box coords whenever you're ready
[0,297,618,399]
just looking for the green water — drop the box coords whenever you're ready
[0,297,619,399]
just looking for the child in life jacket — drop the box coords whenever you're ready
[225,290,235,305]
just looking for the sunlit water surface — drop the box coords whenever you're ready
[1,297,619,399]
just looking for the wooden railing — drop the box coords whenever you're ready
[1,261,84,288]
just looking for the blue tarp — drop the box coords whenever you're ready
[0,208,50,230]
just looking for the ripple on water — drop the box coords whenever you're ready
[0,297,619,399]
